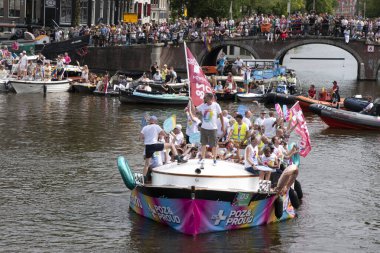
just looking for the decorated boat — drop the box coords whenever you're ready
[118,157,299,235]
[9,79,71,94]
[296,95,345,112]
[309,104,380,130]
[119,89,189,105]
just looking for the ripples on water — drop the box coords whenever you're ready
[0,87,379,252]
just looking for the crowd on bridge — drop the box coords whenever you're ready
[27,13,380,47]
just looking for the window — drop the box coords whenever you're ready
[9,0,21,17]
[60,0,72,23]
[80,0,88,24]
[0,1,3,16]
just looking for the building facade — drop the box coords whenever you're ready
[0,0,170,30]
[335,0,357,17]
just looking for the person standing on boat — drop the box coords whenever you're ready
[140,116,187,178]
[64,52,71,65]
[190,93,224,166]
[254,110,266,126]
[331,80,340,108]
[262,111,277,138]
[56,55,65,80]
[18,52,28,79]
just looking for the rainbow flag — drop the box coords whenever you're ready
[163,115,176,133]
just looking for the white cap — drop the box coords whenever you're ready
[175,124,182,130]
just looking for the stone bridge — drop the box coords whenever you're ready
[84,36,380,80]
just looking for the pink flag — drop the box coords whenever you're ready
[275,103,283,118]
[289,101,311,157]
[186,47,213,107]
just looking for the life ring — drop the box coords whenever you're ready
[117,156,136,190]
[289,188,300,209]
[288,142,300,167]
[274,196,284,219]
[294,179,303,200]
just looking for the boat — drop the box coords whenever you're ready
[119,89,189,105]
[0,79,10,92]
[117,157,299,235]
[264,93,297,105]
[215,91,237,101]
[9,79,71,94]
[296,95,344,112]
[343,97,370,112]
[309,104,380,130]
[70,82,96,94]
[93,89,119,97]
[237,92,265,102]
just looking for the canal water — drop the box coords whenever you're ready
[0,47,379,252]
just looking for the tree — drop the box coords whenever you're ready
[305,0,338,14]
[363,0,380,18]
[73,0,81,26]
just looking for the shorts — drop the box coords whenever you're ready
[145,143,164,159]
[200,128,217,147]
[245,167,260,176]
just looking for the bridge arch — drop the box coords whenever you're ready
[198,41,260,66]
[274,40,364,78]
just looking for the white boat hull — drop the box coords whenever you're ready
[9,79,71,94]
[237,93,265,102]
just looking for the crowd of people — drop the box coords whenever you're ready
[140,92,299,182]
[27,13,380,47]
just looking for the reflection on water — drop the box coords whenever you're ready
[0,58,379,252]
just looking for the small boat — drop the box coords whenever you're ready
[9,79,71,94]
[0,80,11,92]
[70,82,96,94]
[119,89,189,105]
[93,89,119,97]
[264,93,297,105]
[296,95,344,112]
[343,97,370,112]
[309,104,380,130]
[237,93,265,102]
[117,157,299,235]
[215,91,236,101]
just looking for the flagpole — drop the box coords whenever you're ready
[183,41,190,101]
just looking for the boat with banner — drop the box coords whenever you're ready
[117,157,298,235]
[9,79,71,94]
[119,89,188,105]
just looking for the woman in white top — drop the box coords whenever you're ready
[81,65,89,82]
[244,137,260,176]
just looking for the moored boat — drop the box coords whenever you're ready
[309,104,380,130]
[264,93,297,105]
[215,91,236,101]
[70,82,96,94]
[119,89,188,105]
[237,92,265,102]
[296,95,344,112]
[9,79,71,94]
[118,157,298,235]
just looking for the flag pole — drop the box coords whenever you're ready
[183,41,190,101]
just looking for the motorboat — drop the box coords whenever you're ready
[119,89,189,105]
[117,157,299,235]
[237,92,265,102]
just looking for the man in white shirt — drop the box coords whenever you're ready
[254,110,266,126]
[191,93,224,165]
[216,110,229,141]
[140,116,186,178]
[234,57,244,75]
[262,111,277,138]
[243,110,252,129]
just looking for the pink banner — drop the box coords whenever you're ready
[186,47,213,107]
[275,103,283,118]
[289,101,311,157]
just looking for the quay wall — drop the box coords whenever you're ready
[83,44,187,74]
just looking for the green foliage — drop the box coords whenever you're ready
[364,0,380,18]
[305,0,338,14]
[170,0,309,19]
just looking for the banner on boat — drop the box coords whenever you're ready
[289,101,312,157]
[129,188,295,234]
[186,47,213,107]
